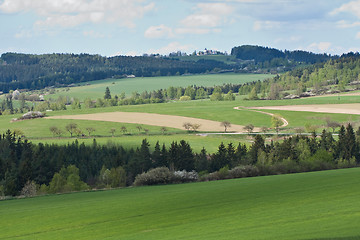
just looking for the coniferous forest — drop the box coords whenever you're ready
[1,124,359,196]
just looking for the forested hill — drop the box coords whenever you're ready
[231,45,332,64]
[274,52,360,93]
[0,53,231,93]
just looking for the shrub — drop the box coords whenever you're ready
[173,170,198,183]
[179,95,191,101]
[20,181,37,197]
[133,167,174,186]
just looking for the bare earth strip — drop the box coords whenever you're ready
[250,103,360,115]
[46,112,250,132]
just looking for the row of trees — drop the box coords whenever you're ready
[1,124,360,196]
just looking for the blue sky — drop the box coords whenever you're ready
[1,0,360,56]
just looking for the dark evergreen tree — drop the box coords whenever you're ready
[104,87,111,99]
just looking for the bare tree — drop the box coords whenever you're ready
[110,128,116,137]
[160,127,168,134]
[136,125,143,132]
[261,126,269,133]
[65,123,78,137]
[121,126,127,134]
[50,126,62,138]
[85,127,96,137]
[74,128,83,137]
[243,124,254,135]
[183,122,192,131]
[221,121,231,132]
[191,123,201,132]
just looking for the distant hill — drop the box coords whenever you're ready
[231,45,332,64]
[0,53,231,93]
[0,45,342,93]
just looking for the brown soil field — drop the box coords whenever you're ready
[250,103,360,115]
[46,112,254,132]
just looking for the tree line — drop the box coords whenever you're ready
[1,124,359,197]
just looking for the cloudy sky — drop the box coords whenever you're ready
[1,0,360,56]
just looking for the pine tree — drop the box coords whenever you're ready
[104,87,111,99]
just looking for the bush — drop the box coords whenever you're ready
[20,181,37,197]
[179,95,191,101]
[173,170,198,183]
[133,167,174,186]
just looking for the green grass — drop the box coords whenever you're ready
[44,73,272,100]
[1,168,360,239]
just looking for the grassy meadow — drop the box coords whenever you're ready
[45,73,272,100]
[1,168,360,239]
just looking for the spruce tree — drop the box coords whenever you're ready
[104,87,111,99]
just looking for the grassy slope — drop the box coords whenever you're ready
[46,73,271,100]
[1,168,360,240]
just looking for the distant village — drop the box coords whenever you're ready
[143,48,228,58]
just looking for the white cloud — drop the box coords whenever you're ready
[181,3,233,28]
[0,0,155,28]
[336,20,360,28]
[307,42,332,53]
[331,0,360,18]
[83,30,105,38]
[253,20,283,31]
[144,24,174,39]
[175,27,222,35]
[14,29,33,39]
[147,42,194,55]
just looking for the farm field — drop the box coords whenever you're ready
[2,95,359,139]
[1,168,360,240]
[45,73,272,100]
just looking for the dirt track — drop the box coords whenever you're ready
[46,112,252,132]
[250,103,360,115]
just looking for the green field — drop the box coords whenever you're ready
[44,73,272,100]
[1,168,360,239]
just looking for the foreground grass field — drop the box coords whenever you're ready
[1,168,360,239]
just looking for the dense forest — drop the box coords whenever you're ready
[1,124,359,196]
[0,53,231,93]
[231,45,332,64]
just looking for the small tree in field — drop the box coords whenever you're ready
[65,123,78,137]
[50,126,62,137]
[121,126,127,134]
[191,123,201,132]
[183,122,192,131]
[243,124,254,135]
[160,127,168,134]
[221,121,231,132]
[136,125,143,132]
[110,128,116,137]
[271,115,283,135]
[85,127,95,137]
